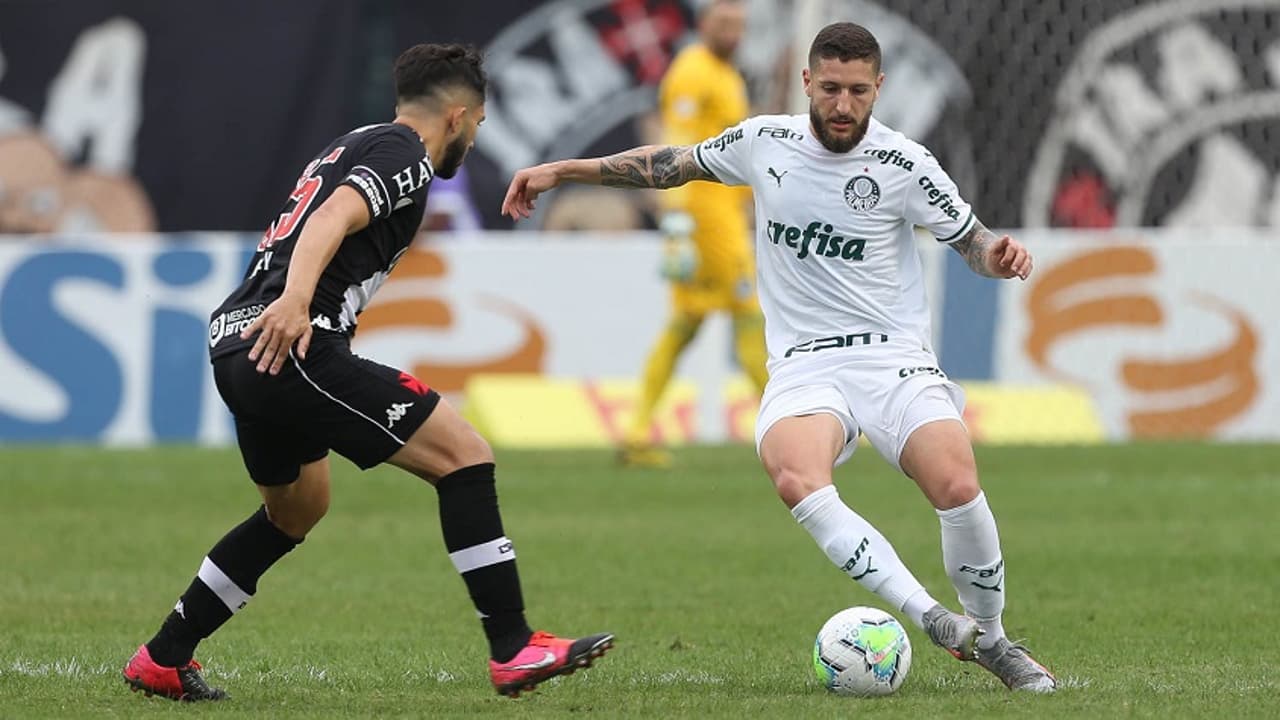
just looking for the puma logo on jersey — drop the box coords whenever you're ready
[766,219,865,261]
[767,167,788,186]
[386,402,413,428]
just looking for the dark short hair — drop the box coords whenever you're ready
[394,43,487,106]
[808,22,881,72]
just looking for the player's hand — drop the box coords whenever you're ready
[987,234,1033,280]
[242,293,314,375]
[501,163,562,220]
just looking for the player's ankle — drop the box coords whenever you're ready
[974,617,1005,649]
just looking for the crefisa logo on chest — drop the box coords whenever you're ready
[844,175,881,212]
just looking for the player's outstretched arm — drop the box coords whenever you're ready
[949,219,1033,281]
[502,144,715,220]
[598,144,717,189]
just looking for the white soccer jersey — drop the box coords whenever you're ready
[694,114,975,366]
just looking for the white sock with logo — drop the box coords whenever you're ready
[792,485,938,629]
[937,491,1006,648]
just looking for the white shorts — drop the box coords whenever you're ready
[754,344,966,471]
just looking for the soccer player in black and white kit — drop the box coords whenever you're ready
[503,24,1056,692]
[122,44,612,702]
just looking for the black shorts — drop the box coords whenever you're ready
[211,334,440,485]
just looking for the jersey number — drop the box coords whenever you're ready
[257,147,346,251]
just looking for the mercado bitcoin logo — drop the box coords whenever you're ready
[1025,246,1258,437]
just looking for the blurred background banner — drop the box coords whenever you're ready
[0,231,1275,444]
[0,235,250,443]
[0,0,361,234]
[0,234,679,445]
[2,0,1279,445]
[994,229,1280,442]
[4,1,1276,234]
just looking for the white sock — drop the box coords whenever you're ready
[792,485,938,630]
[937,491,1006,648]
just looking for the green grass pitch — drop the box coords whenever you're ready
[1,443,1276,718]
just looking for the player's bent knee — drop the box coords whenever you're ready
[440,426,494,472]
[390,402,495,482]
[265,503,326,540]
[939,482,979,510]
[262,491,328,539]
[769,466,828,508]
[916,456,972,507]
[902,449,979,510]
[259,461,330,539]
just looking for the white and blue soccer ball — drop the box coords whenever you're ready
[813,606,913,696]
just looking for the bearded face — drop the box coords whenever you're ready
[434,131,470,179]
[804,57,881,154]
[809,103,871,154]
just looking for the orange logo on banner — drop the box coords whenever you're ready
[357,248,546,393]
[1025,246,1258,438]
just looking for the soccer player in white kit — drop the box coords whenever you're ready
[502,22,1056,692]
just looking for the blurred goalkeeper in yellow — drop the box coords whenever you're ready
[621,0,768,468]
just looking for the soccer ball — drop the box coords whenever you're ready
[812,606,913,696]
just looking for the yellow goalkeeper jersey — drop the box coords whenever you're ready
[658,43,753,298]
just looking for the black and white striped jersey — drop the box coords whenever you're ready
[209,123,432,359]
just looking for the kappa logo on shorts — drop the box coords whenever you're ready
[385,402,413,428]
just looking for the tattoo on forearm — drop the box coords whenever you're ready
[600,145,716,189]
[950,220,1000,278]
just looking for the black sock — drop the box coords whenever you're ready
[146,506,300,667]
[436,463,533,663]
